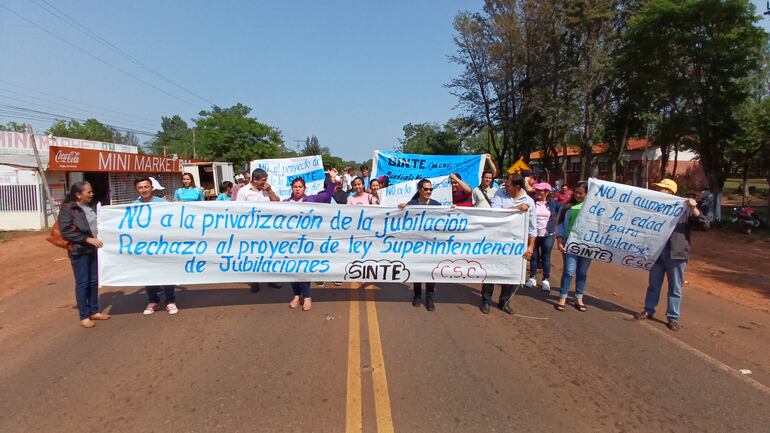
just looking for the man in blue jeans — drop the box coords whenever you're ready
[633,179,704,331]
[133,177,179,316]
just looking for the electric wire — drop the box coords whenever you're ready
[30,0,216,107]
[0,105,158,136]
[0,89,159,131]
[0,3,198,107]
[0,79,160,125]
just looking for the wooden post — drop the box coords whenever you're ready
[27,125,57,228]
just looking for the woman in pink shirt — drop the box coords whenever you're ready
[347,177,379,205]
[526,182,561,292]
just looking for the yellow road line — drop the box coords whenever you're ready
[345,287,362,433]
[365,289,395,433]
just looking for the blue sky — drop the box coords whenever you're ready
[2,1,770,162]
[0,0,479,162]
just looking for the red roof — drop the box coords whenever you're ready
[529,138,650,160]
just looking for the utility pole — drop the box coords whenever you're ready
[192,127,197,159]
[293,139,304,154]
[27,125,57,228]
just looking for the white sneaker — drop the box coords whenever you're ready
[166,303,179,315]
[541,279,551,292]
[143,303,160,315]
[316,282,325,287]
[525,277,537,288]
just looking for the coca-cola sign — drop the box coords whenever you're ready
[48,145,193,173]
[54,150,80,164]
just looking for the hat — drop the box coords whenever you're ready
[533,182,552,191]
[149,176,164,191]
[652,178,677,194]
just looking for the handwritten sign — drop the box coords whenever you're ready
[97,202,528,286]
[249,155,325,199]
[370,151,485,186]
[565,178,686,271]
[378,176,452,206]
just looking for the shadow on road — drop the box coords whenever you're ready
[99,281,638,318]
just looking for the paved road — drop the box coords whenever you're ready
[0,257,768,433]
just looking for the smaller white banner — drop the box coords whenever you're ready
[249,155,325,199]
[378,176,452,207]
[566,178,686,271]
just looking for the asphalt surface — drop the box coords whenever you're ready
[0,257,768,433]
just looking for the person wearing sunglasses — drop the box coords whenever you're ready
[398,179,441,311]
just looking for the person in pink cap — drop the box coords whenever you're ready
[525,182,561,292]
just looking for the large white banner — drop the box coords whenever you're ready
[566,178,686,271]
[98,202,528,286]
[378,176,452,207]
[249,155,325,199]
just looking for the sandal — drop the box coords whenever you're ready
[554,303,566,311]
[574,302,587,312]
[289,296,300,309]
[302,298,312,311]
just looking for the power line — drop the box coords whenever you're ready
[0,79,160,125]
[0,104,158,136]
[0,3,198,107]
[30,0,216,107]
[0,88,159,130]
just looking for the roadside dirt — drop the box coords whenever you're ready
[0,231,71,301]
[686,230,769,313]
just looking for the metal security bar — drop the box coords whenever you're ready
[0,184,40,212]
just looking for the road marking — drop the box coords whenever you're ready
[345,287,362,433]
[639,320,770,396]
[365,289,395,433]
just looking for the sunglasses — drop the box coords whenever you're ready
[422,188,433,191]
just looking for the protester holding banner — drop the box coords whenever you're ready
[398,179,442,311]
[472,170,496,208]
[347,177,379,205]
[555,181,590,311]
[237,169,281,292]
[633,179,704,331]
[174,172,205,202]
[217,181,234,201]
[133,177,179,315]
[58,181,110,328]
[450,173,473,207]
[285,176,335,203]
[526,182,560,292]
[481,173,537,314]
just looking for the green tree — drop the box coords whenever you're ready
[301,135,329,156]
[193,103,283,168]
[0,121,27,132]
[397,122,462,154]
[150,115,193,157]
[47,118,121,143]
[622,0,765,215]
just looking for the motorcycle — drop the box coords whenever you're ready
[692,190,714,230]
[731,206,761,234]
